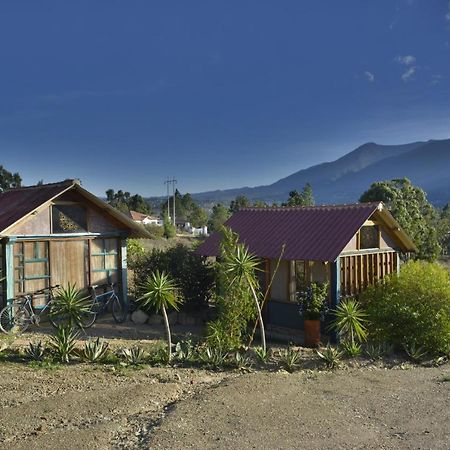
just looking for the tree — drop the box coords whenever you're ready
[189,204,208,228]
[105,189,151,215]
[138,270,182,361]
[282,183,315,207]
[359,178,442,260]
[0,165,21,191]
[229,195,250,213]
[208,203,230,232]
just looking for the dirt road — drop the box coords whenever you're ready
[149,366,450,450]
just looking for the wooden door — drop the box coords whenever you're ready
[50,240,88,291]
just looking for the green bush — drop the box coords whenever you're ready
[144,224,165,239]
[131,244,214,310]
[360,261,450,355]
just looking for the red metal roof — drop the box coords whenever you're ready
[0,180,74,233]
[197,203,383,262]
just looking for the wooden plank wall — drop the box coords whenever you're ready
[339,251,397,296]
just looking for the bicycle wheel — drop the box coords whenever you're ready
[0,305,31,334]
[79,310,97,329]
[111,295,127,323]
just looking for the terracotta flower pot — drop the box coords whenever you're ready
[304,319,321,347]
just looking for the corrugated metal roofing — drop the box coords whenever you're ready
[197,203,387,262]
[0,180,73,233]
[0,180,151,238]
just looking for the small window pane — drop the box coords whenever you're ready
[360,226,379,249]
[52,205,87,233]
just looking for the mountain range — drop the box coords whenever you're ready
[190,139,450,207]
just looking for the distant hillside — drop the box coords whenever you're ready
[189,139,450,206]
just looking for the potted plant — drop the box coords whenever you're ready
[297,282,329,347]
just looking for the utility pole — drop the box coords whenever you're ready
[164,178,171,221]
[164,177,177,227]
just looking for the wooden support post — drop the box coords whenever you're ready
[120,238,128,306]
[5,238,15,306]
[330,258,341,343]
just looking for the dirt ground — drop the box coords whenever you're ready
[1,319,449,450]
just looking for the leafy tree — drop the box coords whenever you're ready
[105,189,151,215]
[229,195,250,213]
[189,204,208,228]
[359,178,441,260]
[282,183,315,207]
[0,165,21,191]
[138,270,182,361]
[208,203,230,232]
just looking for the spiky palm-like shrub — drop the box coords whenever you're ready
[316,344,343,369]
[50,284,92,328]
[138,270,181,362]
[329,298,368,345]
[120,346,147,365]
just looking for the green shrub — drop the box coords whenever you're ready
[131,244,214,310]
[360,261,450,355]
[144,224,165,239]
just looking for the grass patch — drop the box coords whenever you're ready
[441,375,450,382]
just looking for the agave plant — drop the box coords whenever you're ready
[403,342,427,362]
[174,339,195,362]
[316,344,343,369]
[232,352,252,372]
[50,284,93,328]
[83,338,109,363]
[254,346,270,364]
[138,271,182,362]
[279,347,301,373]
[199,346,228,369]
[120,346,147,365]
[49,325,79,363]
[341,340,362,358]
[25,340,45,361]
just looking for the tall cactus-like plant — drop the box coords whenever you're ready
[138,270,181,362]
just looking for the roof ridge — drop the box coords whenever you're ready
[239,202,381,212]
[0,179,75,193]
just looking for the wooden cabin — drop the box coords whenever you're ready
[0,180,150,308]
[197,202,416,331]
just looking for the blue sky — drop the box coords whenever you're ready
[0,0,449,196]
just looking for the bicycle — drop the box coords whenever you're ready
[0,285,62,334]
[88,282,127,325]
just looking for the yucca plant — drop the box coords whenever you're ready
[49,325,79,363]
[83,337,109,363]
[329,298,368,346]
[138,271,182,362]
[224,243,266,352]
[50,284,93,328]
[121,346,147,365]
[279,347,301,373]
[25,340,45,361]
[316,344,343,369]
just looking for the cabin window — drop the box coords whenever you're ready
[52,205,87,233]
[289,260,308,302]
[359,225,379,249]
[90,238,118,284]
[13,241,50,297]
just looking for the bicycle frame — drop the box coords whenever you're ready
[90,283,119,315]
[12,285,59,323]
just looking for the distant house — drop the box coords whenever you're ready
[184,222,208,237]
[197,202,416,331]
[0,180,151,308]
[129,210,163,227]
